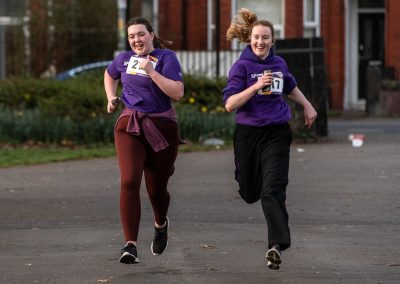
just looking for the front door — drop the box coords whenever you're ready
[358,13,384,100]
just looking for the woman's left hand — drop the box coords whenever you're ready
[304,103,318,129]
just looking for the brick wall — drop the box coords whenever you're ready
[219,0,232,50]
[186,0,207,50]
[159,0,230,50]
[385,0,400,79]
[30,0,49,75]
[158,0,183,50]
[285,0,303,38]
[320,0,345,110]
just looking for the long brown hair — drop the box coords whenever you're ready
[226,8,275,44]
[126,17,173,49]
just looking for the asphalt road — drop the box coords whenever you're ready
[1,118,400,283]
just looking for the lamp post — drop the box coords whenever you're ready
[117,0,127,55]
[47,0,54,69]
[215,0,220,77]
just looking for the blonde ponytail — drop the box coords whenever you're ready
[226,8,258,43]
[226,8,276,44]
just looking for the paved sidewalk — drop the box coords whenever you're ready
[1,118,400,283]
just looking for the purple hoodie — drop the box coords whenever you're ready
[223,45,297,127]
[107,48,183,113]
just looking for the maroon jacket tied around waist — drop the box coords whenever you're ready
[115,107,184,152]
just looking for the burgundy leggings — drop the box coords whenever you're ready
[115,116,179,242]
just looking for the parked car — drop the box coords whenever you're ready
[56,61,112,80]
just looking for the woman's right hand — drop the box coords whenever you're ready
[107,98,117,113]
[255,72,273,91]
[104,70,119,114]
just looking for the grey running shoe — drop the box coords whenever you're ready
[266,244,281,270]
[151,217,169,255]
[119,243,139,264]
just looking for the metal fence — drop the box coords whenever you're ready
[176,50,241,78]
[275,38,329,136]
[176,39,326,79]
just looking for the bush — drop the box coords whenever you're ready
[0,105,234,145]
[176,105,234,142]
[178,75,227,113]
[0,74,316,145]
[0,74,226,118]
[0,107,117,145]
[0,74,232,145]
[0,76,106,121]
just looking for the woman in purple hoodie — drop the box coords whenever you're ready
[104,17,184,264]
[223,9,317,270]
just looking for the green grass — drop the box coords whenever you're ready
[0,146,116,168]
[0,143,233,168]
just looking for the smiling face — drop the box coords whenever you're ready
[127,24,154,55]
[250,24,274,60]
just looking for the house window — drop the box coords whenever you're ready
[141,0,158,32]
[303,0,320,37]
[232,0,284,49]
[358,0,384,8]
[236,0,284,38]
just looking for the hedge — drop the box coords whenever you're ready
[0,73,313,145]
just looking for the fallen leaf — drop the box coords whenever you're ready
[200,244,216,249]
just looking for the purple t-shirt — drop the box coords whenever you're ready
[223,45,297,127]
[107,49,183,113]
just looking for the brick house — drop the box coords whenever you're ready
[2,0,399,112]
[131,0,400,111]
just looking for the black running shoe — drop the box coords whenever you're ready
[151,217,169,255]
[119,243,139,264]
[266,244,281,270]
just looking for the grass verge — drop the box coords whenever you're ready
[0,142,233,168]
[0,146,116,168]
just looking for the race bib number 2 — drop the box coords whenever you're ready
[126,56,157,76]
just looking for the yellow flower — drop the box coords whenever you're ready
[201,106,208,113]
[61,139,74,147]
[189,97,195,104]
[215,106,226,113]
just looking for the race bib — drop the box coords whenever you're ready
[126,56,157,76]
[258,71,284,95]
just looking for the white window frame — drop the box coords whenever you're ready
[152,0,159,33]
[303,0,320,37]
[230,0,285,50]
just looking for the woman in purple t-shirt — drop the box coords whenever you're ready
[223,9,317,270]
[104,17,184,264]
